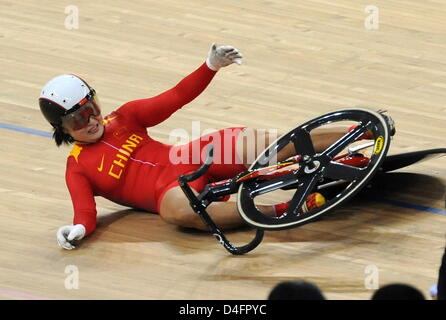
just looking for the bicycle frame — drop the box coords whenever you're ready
[177,145,307,255]
[178,109,394,254]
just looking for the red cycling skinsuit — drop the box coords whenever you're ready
[65,62,247,236]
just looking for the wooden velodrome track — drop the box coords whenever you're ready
[0,0,445,300]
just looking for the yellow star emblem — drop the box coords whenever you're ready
[69,144,83,163]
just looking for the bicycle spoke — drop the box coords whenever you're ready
[323,162,366,181]
[322,121,372,159]
[249,171,301,197]
[291,128,315,157]
[287,173,320,215]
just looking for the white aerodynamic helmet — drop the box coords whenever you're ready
[39,74,101,130]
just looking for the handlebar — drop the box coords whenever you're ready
[178,144,264,255]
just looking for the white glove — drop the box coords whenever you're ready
[57,224,86,250]
[205,42,243,71]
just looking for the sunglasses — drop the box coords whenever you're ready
[61,90,101,131]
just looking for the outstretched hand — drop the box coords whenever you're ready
[206,43,243,71]
[57,224,86,250]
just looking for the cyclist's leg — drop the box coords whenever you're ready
[158,184,275,231]
[235,126,352,167]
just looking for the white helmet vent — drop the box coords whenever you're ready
[39,74,91,110]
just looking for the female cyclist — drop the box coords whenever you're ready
[39,43,349,250]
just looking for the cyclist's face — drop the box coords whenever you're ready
[64,113,104,144]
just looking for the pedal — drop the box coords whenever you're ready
[301,192,326,213]
[274,192,326,216]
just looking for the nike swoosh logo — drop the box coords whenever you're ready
[97,155,105,172]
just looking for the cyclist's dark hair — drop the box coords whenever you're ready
[53,125,75,147]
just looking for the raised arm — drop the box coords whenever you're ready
[117,43,243,128]
[119,62,216,128]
